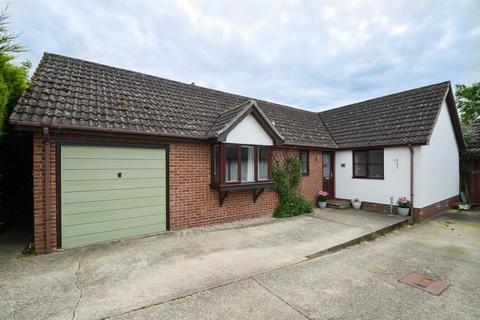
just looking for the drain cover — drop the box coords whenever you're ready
[399,272,449,295]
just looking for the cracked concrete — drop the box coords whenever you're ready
[71,249,85,320]
[0,208,438,320]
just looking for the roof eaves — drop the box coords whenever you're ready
[316,113,338,149]
[424,82,465,151]
[209,100,253,137]
[250,101,285,142]
[423,81,451,146]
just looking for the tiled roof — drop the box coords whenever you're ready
[463,124,480,155]
[319,81,454,148]
[10,53,336,148]
[10,53,462,150]
[207,100,252,136]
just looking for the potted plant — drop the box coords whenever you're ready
[351,198,361,210]
[396,197,411,216]
[317,191,328,208]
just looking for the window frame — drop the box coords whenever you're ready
[212,143,272,186]
[352,149,384,180]
[299,149,309,176]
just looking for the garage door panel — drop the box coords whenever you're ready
[62,205,166,226]
[62,187,165,204]
[63,214,165,238]
[62,224,166,248]
[62,197,166,215]
[61,145,167,249]
[62,169,166,181]
[62,178,166,192]
[62,158,165,170]
[62,146,166,160]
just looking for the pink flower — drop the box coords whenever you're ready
[318,190,328,196]
[397,196,411,207]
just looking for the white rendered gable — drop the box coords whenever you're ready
[225,114,273,146]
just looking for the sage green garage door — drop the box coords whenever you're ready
[60,145,167,248]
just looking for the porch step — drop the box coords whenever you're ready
[327,199,351,209]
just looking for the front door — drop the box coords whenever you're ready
[322,152,334,197]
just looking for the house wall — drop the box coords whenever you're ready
[334,99,460,219]
[225,114,273,145]
[334,147,412,207]
[32,132,323,253]
[414,101,460,208]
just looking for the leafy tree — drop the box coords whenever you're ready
[456,82,480,125]
[0,7,30,139]
[0,6,31,227]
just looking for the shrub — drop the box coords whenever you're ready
[272,163,289,198]
[272,155,313,217]
[274,195,313,218]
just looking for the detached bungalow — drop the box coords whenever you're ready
[9,53,464,253]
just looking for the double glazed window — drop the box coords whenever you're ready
[353,149,384,179]
[299,150,309,176]
[212,144,271,185]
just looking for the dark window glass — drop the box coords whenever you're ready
[212,145,219,183]
[258,148,269,180]
[299,150,309,176]
[225,146,239,182]
[353,149,384,179]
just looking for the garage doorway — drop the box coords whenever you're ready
[58,143,168,248]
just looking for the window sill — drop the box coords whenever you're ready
[210,181,275,192]
[352,176,384,180]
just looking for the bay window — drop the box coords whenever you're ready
[241,146,255,182]
[225,146,239,182]
[211,144,272,186]
[258,148,269,180]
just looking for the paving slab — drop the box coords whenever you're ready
[113,278,307,320]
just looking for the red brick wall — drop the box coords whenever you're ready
[32,132,323,253]
[352,196,459,221]
[33,133,57,253]
[272,148,324,203]
[361,201,392,214]
[412,195,460,222]
[168,142,279,229]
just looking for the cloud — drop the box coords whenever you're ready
[390,25,409,35]
[7,0,480,111]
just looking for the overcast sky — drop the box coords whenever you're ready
[6,0,480,111]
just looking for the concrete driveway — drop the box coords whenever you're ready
[3,209,476,319]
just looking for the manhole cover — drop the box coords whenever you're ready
[399,272,449,295]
